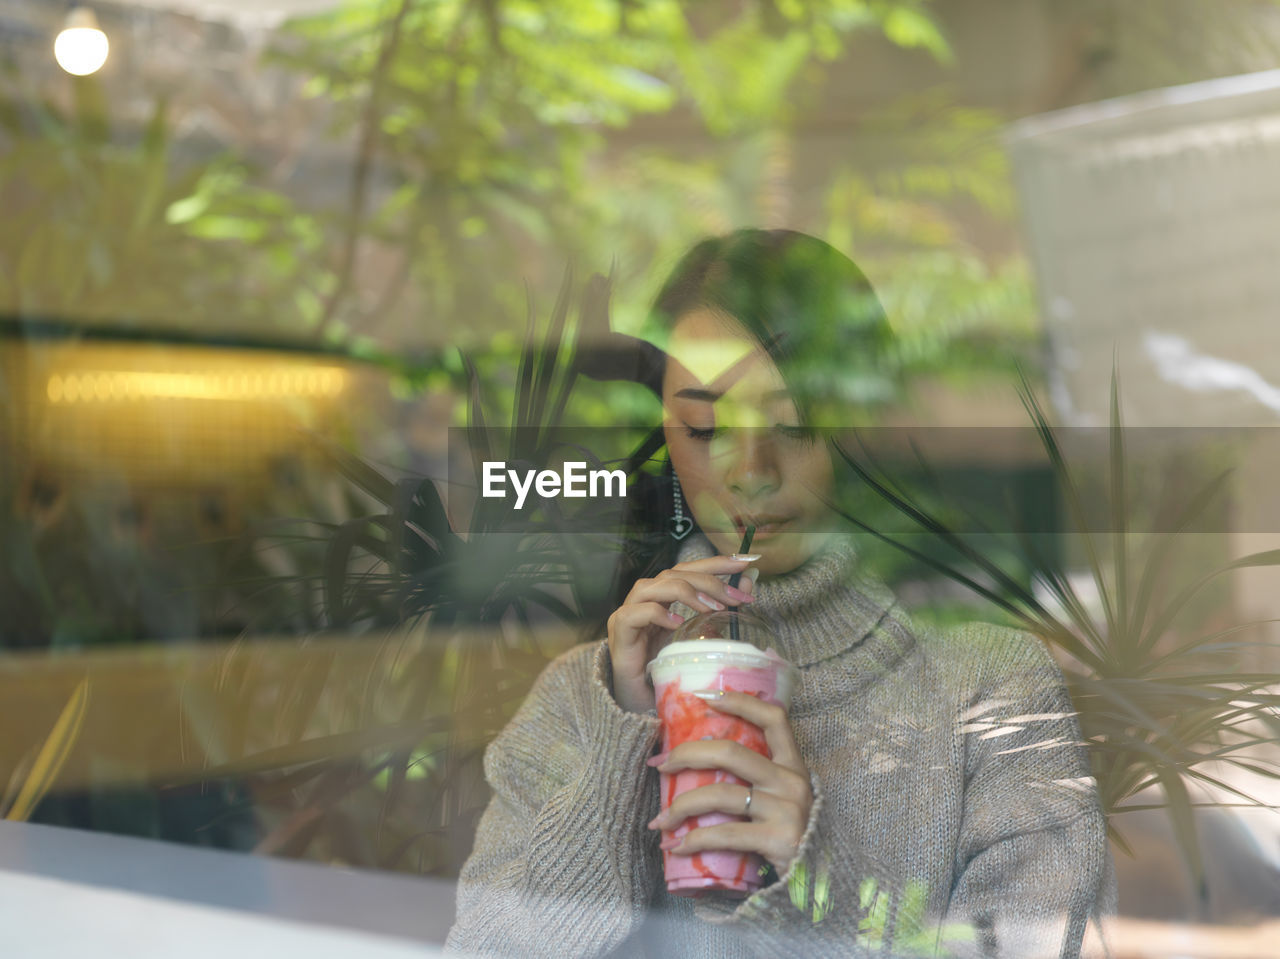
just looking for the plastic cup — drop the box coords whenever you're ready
[645,610,796,898]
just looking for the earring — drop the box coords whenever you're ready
[670,472,693,541]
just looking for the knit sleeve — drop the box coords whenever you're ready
[688,626,1114,958]
[446,641,664,959]
[687,770,924,957]
[940,626,1116,957]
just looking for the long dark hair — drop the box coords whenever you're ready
[644,229,895,428]
[592,229,895,623]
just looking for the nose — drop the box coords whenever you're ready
[721,428,780,502]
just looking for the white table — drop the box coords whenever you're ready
[0,821,454,958]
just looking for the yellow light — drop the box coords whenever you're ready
[322,368,347,395]
[54,8,109,77]
[44,364,351,403]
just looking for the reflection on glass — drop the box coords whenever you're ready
[0,0,1278,954]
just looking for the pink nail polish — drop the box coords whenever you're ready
[659,836,682,851]
[668,612,685,624]
[725,585,753,603]
[646,752,670,767]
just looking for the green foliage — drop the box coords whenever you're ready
[1,0,1061,869]
[823,89,1037,384]
[178,270,658,872]
[318,270,648,633]
[0,77,327,335]
[831,373,1280,911]
[3,0,1025,414]
[267,0,955,349]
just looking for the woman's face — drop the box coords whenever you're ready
[662,308,836,576]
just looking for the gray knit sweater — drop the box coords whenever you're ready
[447,535,1115,958]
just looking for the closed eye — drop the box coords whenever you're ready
[683,424,720,441]
[774,424,816,442]
[683,423,815,442]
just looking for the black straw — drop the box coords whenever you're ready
[728,525,755,642]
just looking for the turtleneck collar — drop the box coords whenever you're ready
[674,533,915,683]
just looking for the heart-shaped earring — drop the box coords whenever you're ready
[670,475,692,541]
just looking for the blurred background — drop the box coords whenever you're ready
[2,0,1280,952]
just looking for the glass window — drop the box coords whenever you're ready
[2,1,1278,954]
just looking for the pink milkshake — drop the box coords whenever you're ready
[646,612,796,898]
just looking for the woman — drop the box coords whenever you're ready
[447,230,1113,957]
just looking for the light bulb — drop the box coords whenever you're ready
[54,8,109,77]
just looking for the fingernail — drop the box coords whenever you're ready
[725,585,753,603]
[659,836,683,851]
[692,690,724,701]
[647,815,666,829]
[732,553,761,562]
[646,752,670,767]
[668,612,685,624]
[696,592,725,611]
[742,567,760,585]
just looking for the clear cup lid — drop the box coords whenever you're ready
[645,639,794,679]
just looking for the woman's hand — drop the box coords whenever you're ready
[606,556,757,713]
[647,691,813,874]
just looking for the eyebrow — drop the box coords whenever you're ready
[669,349,789,404]
[673,387,793,403]
[674,387,720,402]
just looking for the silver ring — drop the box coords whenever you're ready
[743,787,753,816]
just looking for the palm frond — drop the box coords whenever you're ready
[833,367,1280,905]
[220,267,658,873]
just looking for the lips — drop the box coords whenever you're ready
[732,514,792,538]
